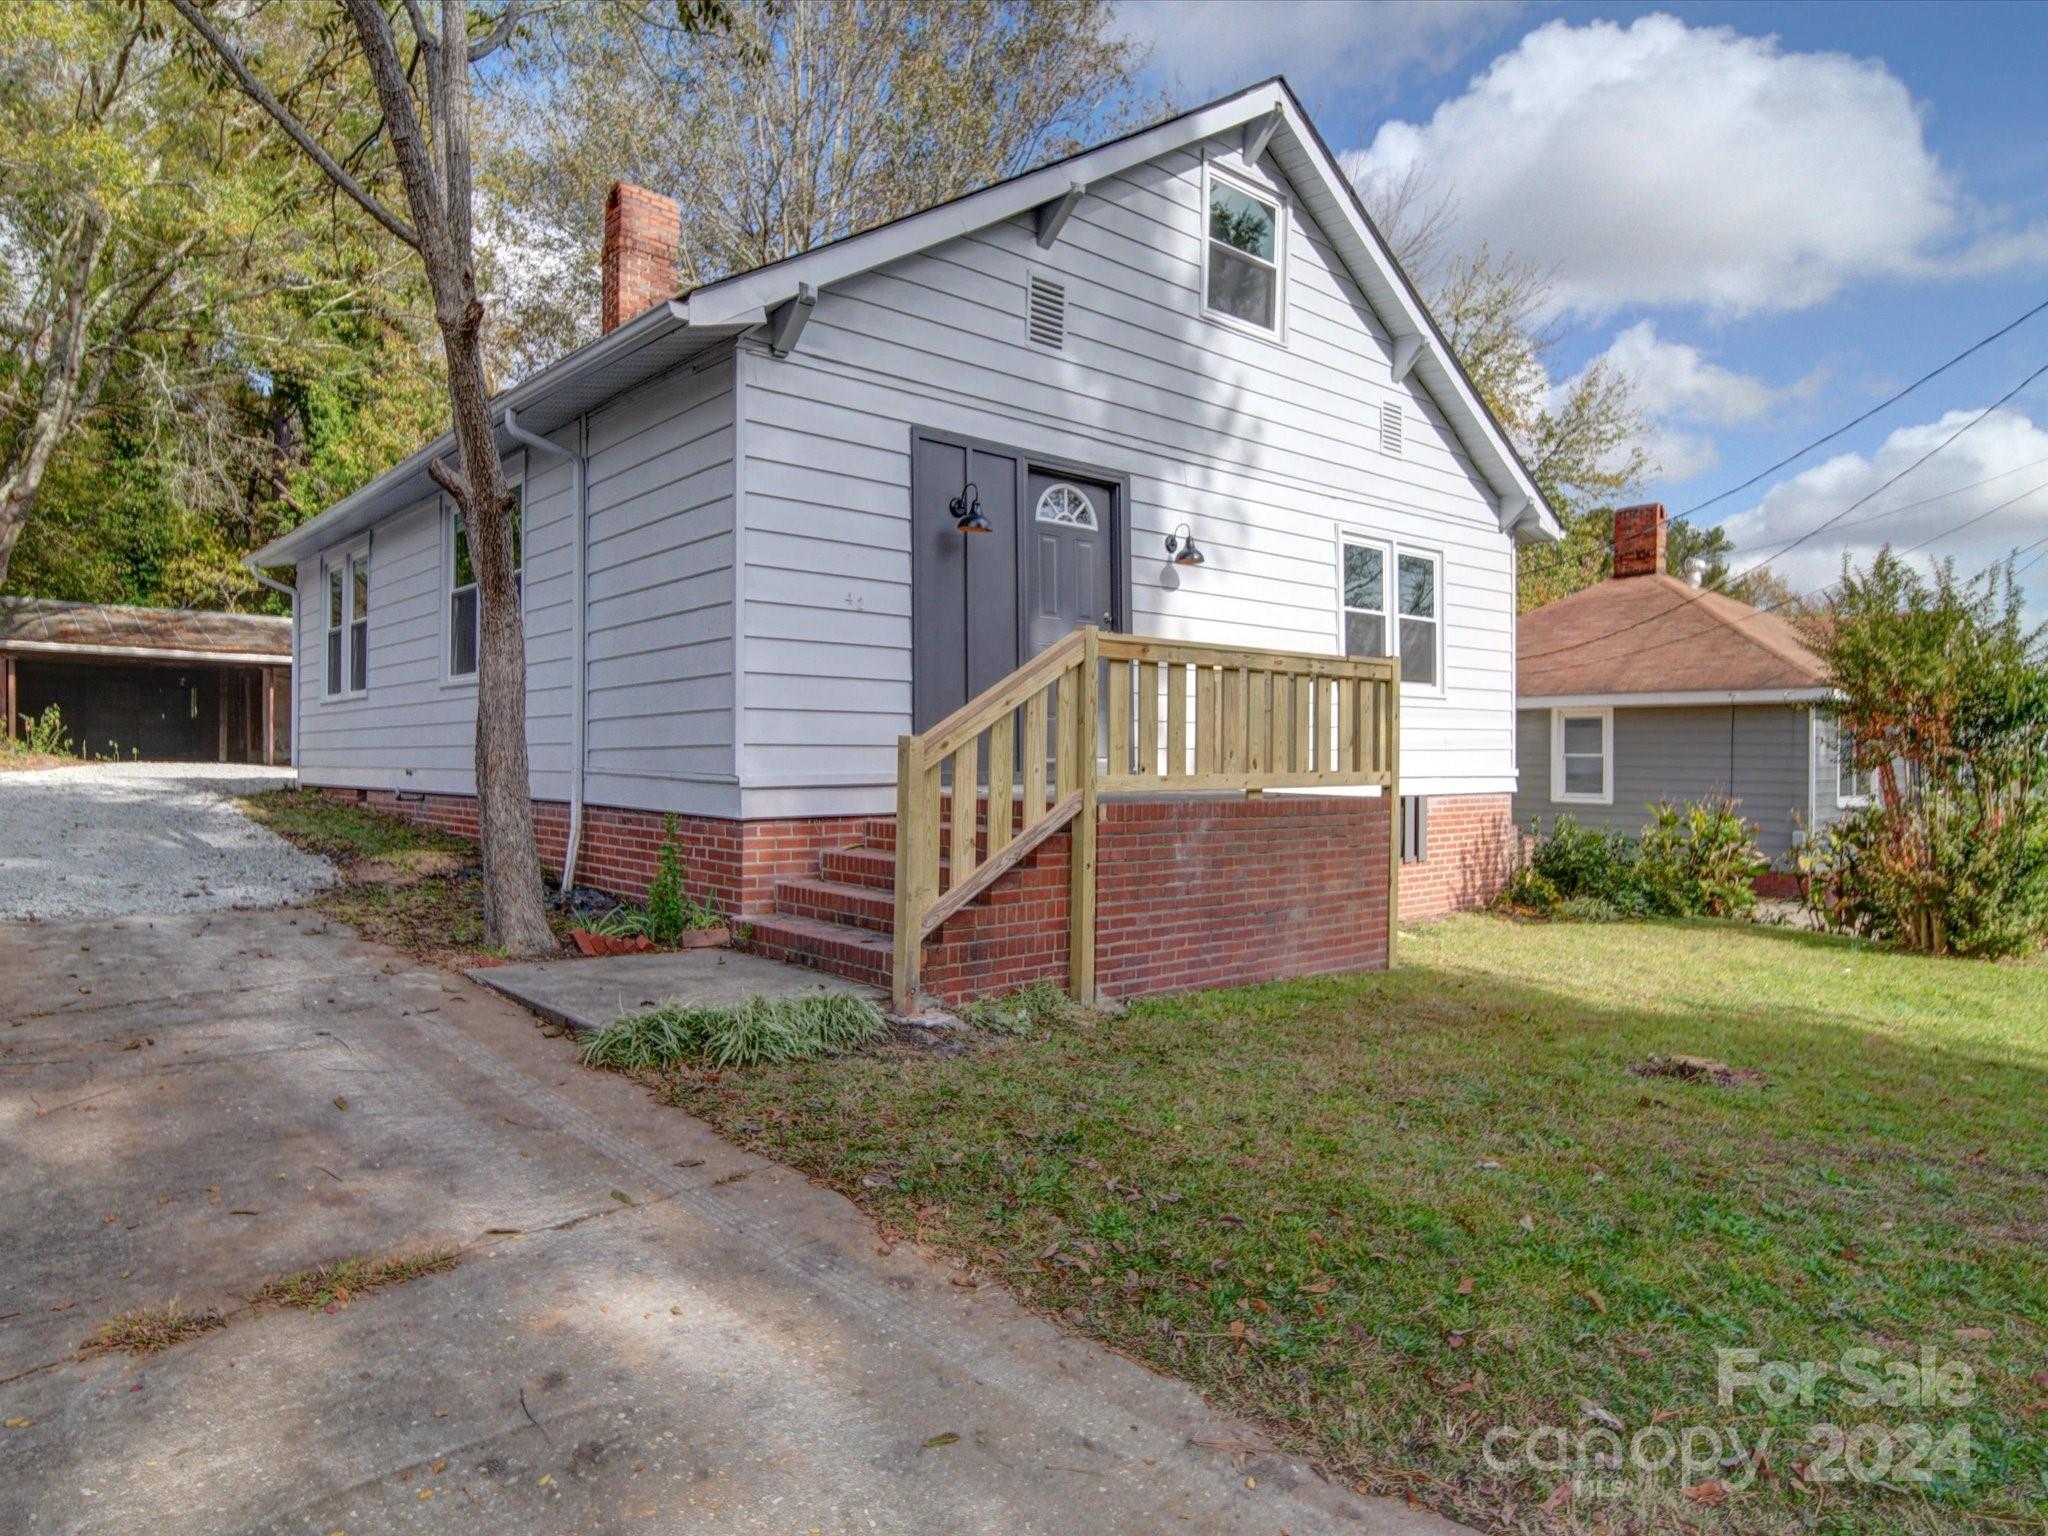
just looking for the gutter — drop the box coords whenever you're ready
[503,407,590,901]
[249,569,299,770]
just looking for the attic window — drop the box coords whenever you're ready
[1379,402,1404,457]
[1204,168,1280,334]
[1027,274,1066,349]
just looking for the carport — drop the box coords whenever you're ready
[0,597,291,764]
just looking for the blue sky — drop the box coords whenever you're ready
[1114,1,2048,610]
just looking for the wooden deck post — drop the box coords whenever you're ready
[1070,627,1100,1003]
[1384,663,1401,970]
[2,655,14,742]
[892,734,933,1015]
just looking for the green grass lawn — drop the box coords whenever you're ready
[663,916,2046,1534]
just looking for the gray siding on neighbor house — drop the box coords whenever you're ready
[731,135,1524,817]
[294,351,738,814]
[1512,703,1813,862]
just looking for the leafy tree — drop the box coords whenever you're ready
[477,0,1154,378]
[1799,550,2048,956]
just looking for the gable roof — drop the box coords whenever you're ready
[0,597,291,664]
[1518,575,1831,702]
[253,77,1558,569]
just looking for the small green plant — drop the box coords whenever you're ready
[582,992,887,1070]
[9,703,74,757]
[595,814,723,944]
[958,980,1075,1035]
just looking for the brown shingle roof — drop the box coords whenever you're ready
[1519,575,1828,697]
[0,597,290,660]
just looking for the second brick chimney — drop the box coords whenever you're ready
[1612,502,1667,580]
[601,182,680,335]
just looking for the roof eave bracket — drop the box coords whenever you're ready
[1241,110,1281,166]
[1034,182,1086,249]
[1390,332,1429,385]
[1497,492,1530,534]
[767,283,816,357]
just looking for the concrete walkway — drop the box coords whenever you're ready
[0,907,1464,1535]
[470,946,879,1034]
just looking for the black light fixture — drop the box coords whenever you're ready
[948,481,992,534]
[1164,522,1205,566]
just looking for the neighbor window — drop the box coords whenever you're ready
[1551,707,1612,805]
[1205,170,1280,332]
[1835,717,1873,806]
[324,548,368,697]
[1341,536,1442,690]
[450,488,522,678]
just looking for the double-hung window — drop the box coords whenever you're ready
[1340,536,1443,690]
[1550,707,1613,805]
[1834,716,1873,807]
[1204,168,1282,334]
[449,487,522,679]
[324,548,369,697]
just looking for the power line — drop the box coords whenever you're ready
[1898,474,2048,556]
[1734,452,2048,561]
[1675,295,2048,522]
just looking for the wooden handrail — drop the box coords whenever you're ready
[891,626,1400,1013]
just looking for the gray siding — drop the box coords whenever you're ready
[294,353,738,815]
[1512,703,1813,863]
[733,135,1522,817]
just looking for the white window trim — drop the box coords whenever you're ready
[1336,530,1446,698]
[1200,158,1287,345]
[1817,708,1873,808]
[319,541,370,703]
[443,484,523,687]
[1550,706,1613,806]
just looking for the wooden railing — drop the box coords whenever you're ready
[891,627,1398,1013]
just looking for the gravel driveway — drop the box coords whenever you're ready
[0,761,332,920]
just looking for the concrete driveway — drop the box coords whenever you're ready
[1,901,1460,1534]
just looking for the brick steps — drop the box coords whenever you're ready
[746,912,894,988]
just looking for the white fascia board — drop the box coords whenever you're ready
[683,85,1291,329]
[1520,688,1834,709]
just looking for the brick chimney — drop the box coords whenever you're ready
[1612,502,1668,580]
[601,182,680,335]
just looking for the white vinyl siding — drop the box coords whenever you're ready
[732,137,1517,814]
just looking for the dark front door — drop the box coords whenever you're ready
[911,430,1122,732]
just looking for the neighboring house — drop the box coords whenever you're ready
[249,78,1561,997]
[0,597,291,764]
[1514,504,1861,871]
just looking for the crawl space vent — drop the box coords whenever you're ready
[1027,274,1067,350]
[1379,401,1404,457]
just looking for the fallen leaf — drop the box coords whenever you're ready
[431,1460,446,1474]
[610,1189,634,1206]
[923,1432,960,1449]
[1541,1481,1570,1512]
[3,1418,31,1429]
[1300,1281,1335,1295]
[1229,1319,1247,1340]
[1585,1289,1607,1315]
[333,1096,348,1111]
[537,1473,553,1486]
[417,1490,432,1501]
[1684,1479,1730,1507]
[1456,1276,1474,1295]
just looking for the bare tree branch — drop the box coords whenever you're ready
[165,0,421,249]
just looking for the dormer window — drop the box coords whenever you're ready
[1204,168,1282,335]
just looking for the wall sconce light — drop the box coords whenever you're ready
[948,481,992,534]
[1164,523,1205,566]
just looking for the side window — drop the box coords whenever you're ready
[1340,538,1389,659]
[450,487,522,678]
[349,552,370,692]
[1552,708,1612,805]
[1204,169,1281,333]
[325,566,344,696]
[1834,716,1873,806]
[1396,550,1440,689]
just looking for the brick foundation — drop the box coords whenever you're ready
[325,787,864,919]
[1398,792,1517,923]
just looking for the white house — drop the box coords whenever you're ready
[251,78,1558,997]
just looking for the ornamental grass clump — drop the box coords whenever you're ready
[581,992,887,1070]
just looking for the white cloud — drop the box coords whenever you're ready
[1116,0,1518,103]
[1344,14,2048,317]
[1719,408,2048,608]
[1555,321,1804,482]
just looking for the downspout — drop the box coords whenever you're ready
[250,569,298,771]
[503,407,589,899]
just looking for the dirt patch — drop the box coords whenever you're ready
[0,753,86,773]
[80,1302,227,1358]
[352,849,471,886]
[1630,1053,1768,1088]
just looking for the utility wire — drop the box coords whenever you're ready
[1675,295,2048,522]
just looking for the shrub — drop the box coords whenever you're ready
[1799,551,2048,957]
[581,992,887,1070]
[9,703,74,757]
[1515,801,1768,922]
[595,815,722,944]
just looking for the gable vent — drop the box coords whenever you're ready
[1379,401,1404,457]
[1026,274,1066,350]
